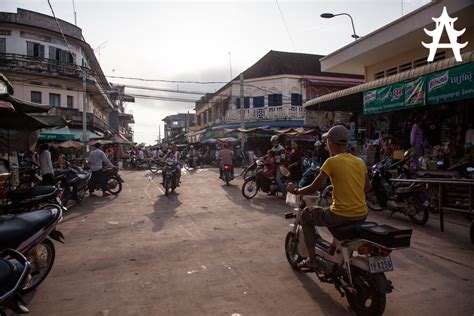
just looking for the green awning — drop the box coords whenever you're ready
[70,128,103,140]
[39,127,75,141]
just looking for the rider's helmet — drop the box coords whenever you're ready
[190,145,194,149]
[270,135,279,143]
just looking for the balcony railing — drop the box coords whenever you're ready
[224,105,305,123]
[47,107,112,133]
[0,53,95,80]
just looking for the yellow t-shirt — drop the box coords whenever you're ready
[320,153,368,217]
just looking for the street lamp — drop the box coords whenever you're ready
[321,12,360,40]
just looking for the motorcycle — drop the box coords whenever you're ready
[88,167,123,195]
[241,162,289,199]
[284,193,412,316]
[184,154,202,170]
[0,249,31,315]
[0,206,64,292]
[162,159,180,195]
[56,161,91,206]
[0,184,66,215]
[126,154,149,170]
[366,155,429,225]
[298,158,321,188]
[149,157,165,174]
[222,165,234,186]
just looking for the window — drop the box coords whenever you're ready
[291,93,302,106]
[253,96,264,108]
[67,95,73,108]
[268,94,282,107]
[0,38,5,54]
[26,41,45,58]
[413,57,427,68]
[374,71,385,79]
[398,62,412,73]
[49,46,74,64]
[385,67,397,76]
[172,121,179,126]
[31,91,42,104]
[49,93,61,107]
[235,97,250,109]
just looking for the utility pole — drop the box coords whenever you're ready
[82,72,88,156]
[158,124,161,144]
[72,0,77,26]
[239,73,245,150]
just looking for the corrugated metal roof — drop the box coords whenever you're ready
[304,51,474,108]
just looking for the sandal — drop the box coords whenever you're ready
[297,258,318,270]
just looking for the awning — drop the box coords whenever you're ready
[39,126,74,141]
[70,128,103,140]
[304,51,474,108]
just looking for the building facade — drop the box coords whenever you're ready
[193,50,363,142]
[0,8,134,141]
[163,113,196,143]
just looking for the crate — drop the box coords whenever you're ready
[361,224,412,248]
[392,150,404,160]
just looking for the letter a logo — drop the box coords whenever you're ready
[422,6,468,62]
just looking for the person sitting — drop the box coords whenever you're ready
[163,144,181,185]
[217,143,234,179]
[287,125,371,270]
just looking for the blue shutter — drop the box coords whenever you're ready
[244,97,250,108]
[253,96,264,108]
[277,94,282,106]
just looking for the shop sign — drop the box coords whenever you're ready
[426,62,474,105]
[363,82,404,115]
[405,76,425,107]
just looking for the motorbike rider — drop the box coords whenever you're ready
[269,135,287,195]
[287,125,371,270]
[88,142,114,197]
[188,145,198,167]
[217,142,234,179]
[163,144,181,185]
[312,141,329,165]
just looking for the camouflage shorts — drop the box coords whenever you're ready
[301,207,366,228]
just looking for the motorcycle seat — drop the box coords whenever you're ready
[77,173,90,180]
[7,186,57,202]
[54,169,69,180]
[329,221,377,241]
[0,209,57,249]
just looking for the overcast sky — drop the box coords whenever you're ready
[3,0,430,145]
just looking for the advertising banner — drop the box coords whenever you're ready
[426,62,474,105]
[363,82,404,115]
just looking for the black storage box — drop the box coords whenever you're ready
[360,224,412,248]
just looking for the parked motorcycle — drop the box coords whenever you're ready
[0,206,64,292]
[222,164,234,186]
[284,193,412,316]
[88,167,123,195]
[241,162,289,199]
[162,159,180,195]
[0,249,31,315]
[366,155,429,225]
[56,161,91,206]
[0,184,65,215]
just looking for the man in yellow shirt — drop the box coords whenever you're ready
[287,125,371,270]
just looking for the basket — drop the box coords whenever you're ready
[285,192,301,208]
[392,150,404,160]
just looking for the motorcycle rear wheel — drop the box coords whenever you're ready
[107,176,122,195]
[284,231,304,269]
[242,179,258,199]
[346,267,386,316]
[23,238,55,292]
[149,163,161,173]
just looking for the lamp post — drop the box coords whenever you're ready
[321,12,360,40]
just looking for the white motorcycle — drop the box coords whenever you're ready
[284,193,412,316]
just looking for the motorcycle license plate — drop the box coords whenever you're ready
[368,256,393,273]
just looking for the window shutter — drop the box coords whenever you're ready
[27,42,34,56]
[49,46,56,60]
[39,44,44,58]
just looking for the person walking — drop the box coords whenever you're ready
[39,144,55,185]
[410,117,424,169]
[88,143,114,197]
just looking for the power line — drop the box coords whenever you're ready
[122,84,210,96]
[46,0,76,60]
[106,75,227,85]
[275,0,295,50]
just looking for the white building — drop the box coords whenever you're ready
[0,8,134,141]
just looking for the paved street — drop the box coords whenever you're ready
[26,168,474,316]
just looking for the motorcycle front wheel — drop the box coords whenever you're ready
[284,231,304,269]
[107,176,122,195]
[346,267,386,316]
[149,163,161,173]
[241,179,258,199]
[23,238,55,292]
[407,196,429,225]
